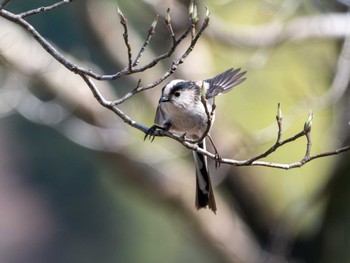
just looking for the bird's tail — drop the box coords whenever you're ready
[193,141,217,213]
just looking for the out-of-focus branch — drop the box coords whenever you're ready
[208,13,350,47]
[251,24,350,145]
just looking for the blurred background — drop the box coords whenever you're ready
[0,0,350,262]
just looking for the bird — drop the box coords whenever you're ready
[145,68,247,213]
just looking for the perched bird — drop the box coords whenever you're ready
[145,68,247,213]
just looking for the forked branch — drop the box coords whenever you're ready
[150,103,349,170]
[0,0,349,170]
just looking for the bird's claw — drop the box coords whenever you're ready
[144,125,158,142]
[180,132,187,140]
[214,153,222,169]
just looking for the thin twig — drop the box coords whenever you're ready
[0,9,81,72]
[189,0,198,39]
[0,0,11,10]
[145,100,349,170]
[133,15,159,67]
[118,7,133,71]
[0,5,198,82]
[111,12,210,106]
[165,8,176,45]
[19,0,73,18]
[209,13,350,48]
[80,74,149,133]
[304,132,312,160]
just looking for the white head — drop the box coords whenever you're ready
[160,79,203,109]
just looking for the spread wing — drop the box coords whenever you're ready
[205,68,246,99]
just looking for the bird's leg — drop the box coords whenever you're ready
[144,122,171,142]
[207,134,222,168]
[180,132,188,140]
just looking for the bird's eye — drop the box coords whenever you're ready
[174,91,181,97]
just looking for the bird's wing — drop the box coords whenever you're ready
[205,68,246,99]
[154,103,168,126]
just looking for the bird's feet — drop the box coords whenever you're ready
[144,125,158,142]
[214,152,222,169]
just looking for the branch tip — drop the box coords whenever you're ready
[189,0,194,16]
[117,6,127,24]
[276,102,282,121]
[304,110,313,133]
[205,5,210,21]
[151,15,159,30]
[166,8,171,24]
[192,4,198,24]
[200,82,206,99]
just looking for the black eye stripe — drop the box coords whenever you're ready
[171,82,185,93]
[170,81,196,96]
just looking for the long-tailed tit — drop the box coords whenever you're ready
[145,68,247,213]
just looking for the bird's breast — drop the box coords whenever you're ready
[164,102,213,139]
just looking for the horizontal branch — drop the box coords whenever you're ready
[146,103,349,170]
[177,134,350,170]
[208,13,350,47]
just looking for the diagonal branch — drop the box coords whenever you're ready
[0,2,206,82]
[18,0,74,18]
[132,15,159,67]
[111,13,210,105]
[0,1,209,138]
[0,0,11,10]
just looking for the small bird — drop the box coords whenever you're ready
[145,68,247,213]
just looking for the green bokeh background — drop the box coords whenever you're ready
[0,0,348,262]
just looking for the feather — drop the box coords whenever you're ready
[205,68,246,99]
[193,141,217,213]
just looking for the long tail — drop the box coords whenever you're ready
[193,141,217,213]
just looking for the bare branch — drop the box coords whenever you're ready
[132,15,159,67]
[165,8,176,44]
[0,9,84,73]
[251,33,350,145]
[208,13,350,48]
[111,13,210,105]
[117,7,133,71]
[0,1,349,175]
[149,102,349,170]
[18,0,73,18]
[189,0,198,38]
[0,3,204,82]
[78,74,149,134]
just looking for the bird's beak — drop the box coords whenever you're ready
[160,96,170,103]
